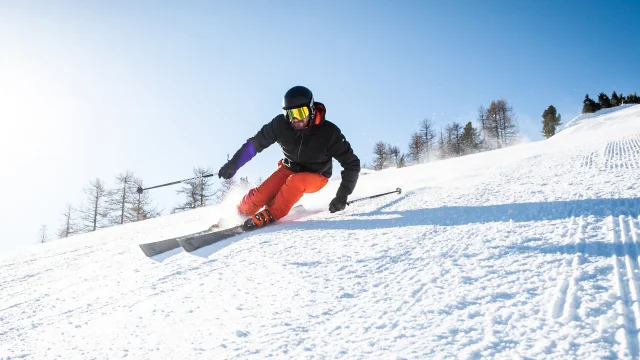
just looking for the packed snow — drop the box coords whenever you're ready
[1,105,640,359]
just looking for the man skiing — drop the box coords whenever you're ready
[218,86,360,230]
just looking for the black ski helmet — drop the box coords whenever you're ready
[282,86,314,111]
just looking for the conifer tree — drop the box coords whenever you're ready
[460,121,480,154]
[611,91,620,107]
[541,105,562,138]
[597,92,611,109]
[582,94,598,113]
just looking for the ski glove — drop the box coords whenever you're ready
[218,161,237,179]
[329,196,348,213]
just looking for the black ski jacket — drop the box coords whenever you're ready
[230,102,360,199]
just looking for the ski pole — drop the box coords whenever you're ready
[346,188,402,206]
[137,173,215,194]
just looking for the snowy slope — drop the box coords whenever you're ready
[2,104,640,359]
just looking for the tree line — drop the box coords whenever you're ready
[582,91,639,114]
[370,98,519,170]
[40,168,258,243]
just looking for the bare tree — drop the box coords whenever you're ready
[387,144,400,167]
[39,225,48,243]
[408,132,425,164]
[419,118,437,161]
[477,105,488,149]
[57,204,77,239]
[495,99,518,146]
[372,141,387,170]
[80,178,109,232]
[131,178,161,221]
[216,178,237,203]
[107,170,137,225]
[173,167,214,213]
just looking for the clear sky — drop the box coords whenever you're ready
[1,0,639,251]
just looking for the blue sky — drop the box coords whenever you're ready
[1,0,639,251]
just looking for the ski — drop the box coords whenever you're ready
[139,224,219,257]
[139,205,308,257]
[177,225,248,252]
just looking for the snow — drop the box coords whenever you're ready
[2,104,640,359]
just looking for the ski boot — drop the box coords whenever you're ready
[242,209,274,231]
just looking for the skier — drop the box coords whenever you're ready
[218,86,360,230]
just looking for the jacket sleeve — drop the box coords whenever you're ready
[328,127,360,199]
[229,116,279,170]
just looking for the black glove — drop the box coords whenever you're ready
[329,196,347,213]
[218,161,237,179]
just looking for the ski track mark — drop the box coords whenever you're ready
[603,136,640,170]
[610,214,640,359]
[549,214,585,322]
[580,151,598,169]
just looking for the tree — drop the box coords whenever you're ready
[477,106,487,149]
[460,121,481,154]
[597,92,611,109]
[541,105,562,138]
[216,178,237,203]
[57,204,77,239]
[408,132,425,164]
[627,93,639,104]
[372,141,387,170]
[436,129,447,159]
[419,118,436,161]
[387,144,401,167]
[107,170,136,225]
[130,178,161,221]
[39,225,48,244]
[397,154,406,168]
[80,178,109,232]
[582,94,598,114]
[445,122,463,156]
[173,167,214,213]
[611,91,620,107]
[484,99,518,148]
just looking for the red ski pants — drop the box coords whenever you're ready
[237,161,329,220]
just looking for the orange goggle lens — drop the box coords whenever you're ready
[284,106,310,121]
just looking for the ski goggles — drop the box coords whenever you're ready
[284,106,310,121]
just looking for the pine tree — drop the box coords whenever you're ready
[611,91,620,107]
[541,105,562,138]
[79,178,110,232]
[57,204,77,239]
[460,121,480,154]
[407,132,425,164]
[597,92,611,109]
[477,105,488,149]
[582,94,598,113]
